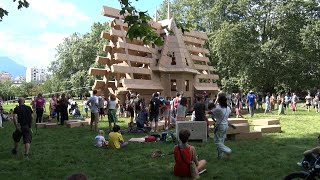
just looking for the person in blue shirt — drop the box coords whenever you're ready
[246,90,257,117]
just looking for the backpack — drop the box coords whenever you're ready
[150,98,159,111]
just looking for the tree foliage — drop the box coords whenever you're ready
[0,0,29,21]
[158,0,320,93]
[48,22,108,97]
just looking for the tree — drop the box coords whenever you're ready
[158,0,320,94]
[0,0,29,21]
[49,22,108,97]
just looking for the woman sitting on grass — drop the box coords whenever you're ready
[174,128,206,179]
[108,125,128,149]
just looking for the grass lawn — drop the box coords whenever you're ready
[0,102,319,179]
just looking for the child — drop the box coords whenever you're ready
[174,129,206,179]
[108,125,128,149]
[95,130,108,148]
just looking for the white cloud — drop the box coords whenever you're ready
[0,31,69,68]
[28,0,91,26]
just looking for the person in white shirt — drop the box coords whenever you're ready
[264,93,272,114]
[291,93,298,113]
[107,94,118,132]
[95,130,108,148]
[176,97,187,121]
[209,92,236,159]
[87,90,99,131]
[83,97,88,118]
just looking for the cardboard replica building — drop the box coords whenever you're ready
[89,5,219,106]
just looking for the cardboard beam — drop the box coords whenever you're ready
[254,125,281,133]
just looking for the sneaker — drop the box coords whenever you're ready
[11,148,17,155]
[24,154,29,160]
[297,162,303,167]
[198,169,207,175]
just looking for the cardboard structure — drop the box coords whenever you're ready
[176,121,207,142]
[89,5,219,106]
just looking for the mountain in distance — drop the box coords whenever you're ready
[0,56,26,77]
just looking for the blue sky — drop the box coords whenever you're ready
[0,0,163,68]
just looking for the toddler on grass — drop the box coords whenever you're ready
[95,130,108,148]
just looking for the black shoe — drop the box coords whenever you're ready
[11,148,17,155]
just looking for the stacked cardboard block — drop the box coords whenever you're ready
[252,119,281,133]
[226,118,262,140]
[45,123,58,128]
[176,121,207,142]
[36,122,58,129]
[66,120,89,128]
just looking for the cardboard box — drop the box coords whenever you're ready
[254,125,281,133]
[235,131,262,140]
[251,119,280,126]
[67,122,82,128]
[45,123,58,129]
[227,123,250,134]
[176,121,207,142]
[228,118,248,124]
[36,123,46,128]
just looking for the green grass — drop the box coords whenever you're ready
[0,103,319,179]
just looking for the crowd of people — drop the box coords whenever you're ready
[5,89,320,179]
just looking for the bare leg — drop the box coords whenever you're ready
[197,160,207,171]
[24,143,30,155]
[120,142,128,148]
[155,121,158,132]
[94,120,98,132]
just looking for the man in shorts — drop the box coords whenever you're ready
[11,97,33,158]
[87,90,99,131]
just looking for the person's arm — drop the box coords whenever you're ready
[190,146,199,166]
[43,99,46,112]
[119,134,124,144]
[12,112,20,131]
[304,146,320,156]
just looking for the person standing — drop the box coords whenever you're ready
[59,93,69,125]
[0,104,3,128]
[278,94,285,115]
[11,97,33,158]
[149,93,161,132]
[83,96,89,118]
[305,93,312,112]
[87,90,99,131]
[284,93,290,110]
[291,93,298,113]
[246,90,257,117]
[193,96,209,135]
[234,93,242,118]
[107,94,118,132]
[55,94,61,124]
[34,93,46,123]
[270,93,275,110]
[209,93,236,159]
[49,95,56,121]
[265,93,272,114]
[176,97,188,121]
[134,94,142,119]
[98,96,105,121]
